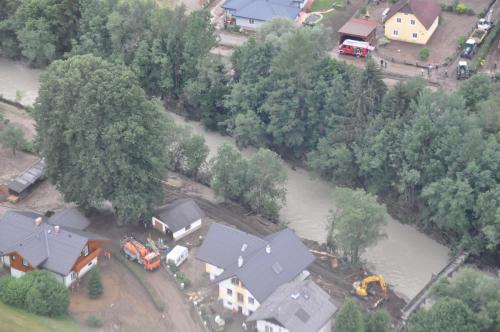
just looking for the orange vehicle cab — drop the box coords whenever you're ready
[338,39,375,58]
[121,237,161,271]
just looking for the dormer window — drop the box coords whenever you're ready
[83,244,89,256]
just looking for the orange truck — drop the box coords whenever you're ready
[121,236,161,271]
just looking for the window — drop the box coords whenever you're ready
[410,19,416,25]
[227,288,233,296]
[83,244,89,256]
[185,224,191,231]
[265,326,273,332]
[393,30,399,36]
[11,255,16,261]
[231,277,238,285]
[396,17,401,23]
[248,297,255,304]
[412,33,418,39]
[237,293,244,303]
[22,259,29,267]
[249,18,255,24]
[71,271,77,280]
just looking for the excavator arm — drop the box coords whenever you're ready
[353,275,387,297]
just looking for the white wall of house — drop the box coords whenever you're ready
[206,263,224,281]
[152,217,167,233]
[235,17,265,30]
[172,219,202,241]
[256,319,288,332]
[2,256,10,267]
[10,267,25,278]
[218,278,260,316]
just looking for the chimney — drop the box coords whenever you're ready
[266,244,271,254]
[35,217,43,226]
[54,225,60,234]
[238,255,244,268]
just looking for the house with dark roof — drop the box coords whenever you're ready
[0,208,107,287]
[383,0,441,44]
[152,199,204,241]
[247,279,338,332]
[197,223,315,316]
[223,0,309,30]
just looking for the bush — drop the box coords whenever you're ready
[455,3,468,14]
[168,262,180,273]
[1,277,30,308]
[88,269,103,299]
[86,315,103,327]
[0,271,69,317]
[419,47,430,60]
[457,35,467,49]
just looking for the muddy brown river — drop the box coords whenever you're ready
[0,57,449,300]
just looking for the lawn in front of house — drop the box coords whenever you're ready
[0,301,83,332]
[309,0,333,12]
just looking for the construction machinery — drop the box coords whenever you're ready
[353,274,388,298]
[121,236,161,271]
[456,61,470,79]
[461,39,477,59]
[478,9,494,31]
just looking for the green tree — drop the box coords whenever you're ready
[0,125,27,155]
[476,186,500,250]
[0,277,30,308]
[244,149,287,219]
[0,0,21,58]
[35,54,167,224]
[180,134,209,178]
[365,309,390,332]
[23,270,69,317]
[88,269,103,299]
[210,143,248,201]
[458,74,494,112]
[406,298,478,332]
[183,55,231,129]
[335,299,365,332]
[231,110,266,148]
[13,0,80,65]
[330,188,386,263]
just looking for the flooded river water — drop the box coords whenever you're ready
[0,57,449,300]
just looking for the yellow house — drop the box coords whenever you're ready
[383,0,441,45]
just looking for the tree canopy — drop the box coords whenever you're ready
[35,54,167,224]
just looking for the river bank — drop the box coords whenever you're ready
[0,56,450,300]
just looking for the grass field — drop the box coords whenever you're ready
[0,302,83,332]
[310,0,333,12]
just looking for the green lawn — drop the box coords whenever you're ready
[0,301,83,332]
[309,0,333,12]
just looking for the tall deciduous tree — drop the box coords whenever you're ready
[0,126,27,155]
[335,300,365,332]
[210,143,248,202]
[35,54,167,224]
[330,188,386,263]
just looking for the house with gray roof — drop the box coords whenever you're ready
[0,209,107,287]
[197,223,315,316]
[223,0,309,30]
[247,279,338,332]
[152,198,204,241]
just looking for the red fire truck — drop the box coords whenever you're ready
[338,39,375,58]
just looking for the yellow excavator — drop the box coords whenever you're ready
[353,274,388,298]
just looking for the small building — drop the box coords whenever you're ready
[7,159,45,201]
[223,0,308,30]
[338,18,379,45]
[152,199,204,241]
[0,208,107,287]
[197,223,315,316]
[383,0,441,45]
[247,279,338,332]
